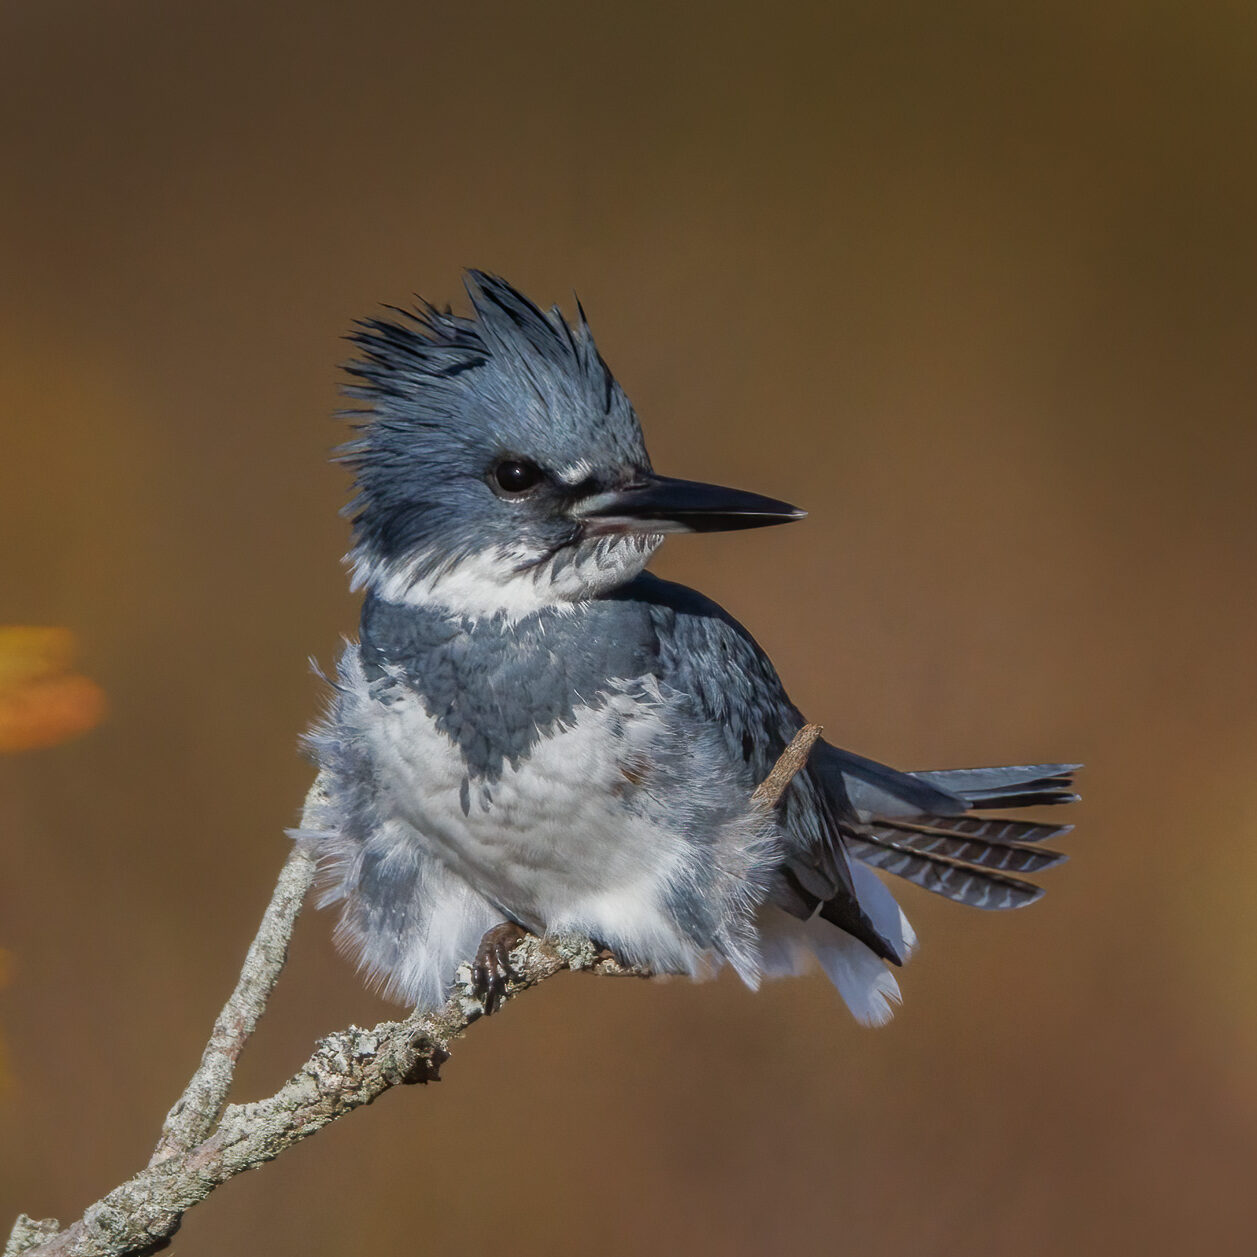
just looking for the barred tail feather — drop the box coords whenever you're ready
[847,835,1045,910]
[898,814,1074,844]
[860,819,1069,874]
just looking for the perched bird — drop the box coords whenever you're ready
[304,271,1077,1025]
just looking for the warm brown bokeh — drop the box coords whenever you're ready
[3,4,1257,1254]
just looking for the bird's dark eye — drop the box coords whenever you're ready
[492,459,544,495]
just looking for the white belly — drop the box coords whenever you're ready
[358,674,691,952]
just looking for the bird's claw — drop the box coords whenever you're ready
[471,922,528,1013]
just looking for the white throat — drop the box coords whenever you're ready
[349,533,663,622]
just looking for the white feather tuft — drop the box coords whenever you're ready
[758,900,910,1027]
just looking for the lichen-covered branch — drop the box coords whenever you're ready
[11,935,627,1257]
[4,1219,58,1257]
[6,725,822,1257]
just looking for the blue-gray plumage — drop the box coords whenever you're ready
[303,271,1078,1024]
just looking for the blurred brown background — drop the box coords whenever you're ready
[3,2,1257,1253]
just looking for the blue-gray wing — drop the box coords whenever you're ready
[625,575,1076,940]
[627,574,901,961]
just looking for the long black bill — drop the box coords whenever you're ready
[577,474,806,535]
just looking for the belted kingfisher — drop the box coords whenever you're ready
[304,272,1076,1025]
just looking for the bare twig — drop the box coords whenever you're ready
[8,726,822,1257]
[752,723,822,805]
[148,775,328,1165]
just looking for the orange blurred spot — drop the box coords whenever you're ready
[0,627,106,753]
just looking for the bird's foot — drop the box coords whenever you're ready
[471,922,528,1014]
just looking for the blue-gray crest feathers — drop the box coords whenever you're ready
[342,271,620,416]
[337,271,650,571]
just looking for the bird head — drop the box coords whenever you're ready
[340,271,804,618]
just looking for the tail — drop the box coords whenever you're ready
[771,750,1078,1024]
[912,763,1081,811]
[821,750,1080,910]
